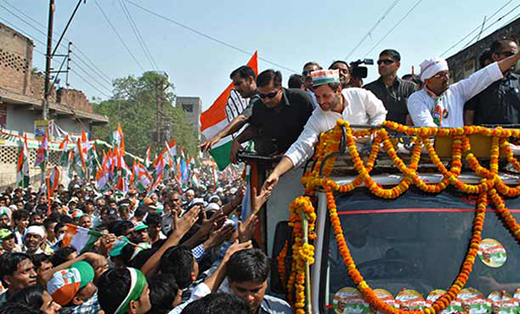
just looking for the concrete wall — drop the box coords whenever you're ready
[0,23,32,95]
[176,96,202,138]
[5,103,90,137]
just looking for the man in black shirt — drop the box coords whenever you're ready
[230,70,314,161]
[364,49,416,125]
[464,39,520,126]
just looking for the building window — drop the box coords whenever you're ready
[182,104,193,112]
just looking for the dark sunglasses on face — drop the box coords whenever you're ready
[259,89,280,99]
[302,70,314,76]
[377,59,395,65]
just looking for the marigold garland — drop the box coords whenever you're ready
[277,240,289,287]
[288,196,317,314]
[287,120,520,314]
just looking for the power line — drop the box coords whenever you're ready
[439,0,515,57]
[71,60,113,94]
[124,0,297,73]
[94,0,146,72]
[1,0,113,83]
[346,0,401,60]
[119,0,159,70]
[70,69,112,98]
[364,0,425,58]
[460,2,520,51]
[71,51,112,86]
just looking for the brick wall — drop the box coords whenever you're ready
[29,71,56,101]
[0,23,32,95]
[0,22,95,115]
[57,88,93,113]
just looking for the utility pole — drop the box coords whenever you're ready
[66,42,72,87]
[43,0,55,121]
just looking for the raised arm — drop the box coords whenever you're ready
[200,115,249,152]
[141,207,201,277]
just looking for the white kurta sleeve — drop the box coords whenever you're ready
[451,62,503,102]
[285,115,322,168]
[407,92,436,127]
[364,90,388,125]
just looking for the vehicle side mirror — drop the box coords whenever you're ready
[270,220,292,294]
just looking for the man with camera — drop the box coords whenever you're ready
[364,49,417,125]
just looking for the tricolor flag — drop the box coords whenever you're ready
[58,135,70,167]
[74,130,90,178]
[145,144,152,168]
[148,173,163,196]
[200,52,258,170]
[135,162,152,192]
[61,224,102,253]
[34,131,48,168]
[110,123,125,153]
[164,139,176,171]
[96,151,110,191]
[16,136,30,188]
[47,166,60,198]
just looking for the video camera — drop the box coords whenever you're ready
[350,58,374,79]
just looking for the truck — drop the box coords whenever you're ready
[245,121,520,314]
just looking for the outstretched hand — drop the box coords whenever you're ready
[251,187,271,215]
[238,215,258,243]
[172,206,201,239]
[200,135,221,152]
[262,173,279,192]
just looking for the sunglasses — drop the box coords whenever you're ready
[302,70,314,76]
[259,89,280,99]
[377,59,395,65]
[500,51,516,57]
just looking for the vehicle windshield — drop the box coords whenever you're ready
[322,186,520,312]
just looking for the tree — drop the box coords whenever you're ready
[92,71,199,159]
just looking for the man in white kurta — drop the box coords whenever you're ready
[408,54,520,127]
[263,69,387,190]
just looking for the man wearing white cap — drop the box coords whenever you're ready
[23,225,49,255]
[408,52,520,127]
[264,70,387,190]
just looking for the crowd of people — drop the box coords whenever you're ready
[0,39,519,314]
[0,171,292,314]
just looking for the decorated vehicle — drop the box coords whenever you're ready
[271,120,520,314]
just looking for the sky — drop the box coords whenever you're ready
[1,0,520,111]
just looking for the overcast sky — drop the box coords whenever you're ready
[2,0,519,110]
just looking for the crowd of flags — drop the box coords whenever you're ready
[16,123,198,197]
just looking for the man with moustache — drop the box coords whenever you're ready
[263,70,387,190]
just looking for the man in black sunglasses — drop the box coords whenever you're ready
[364,49,417,125]
[230,69,314,163]
[464,39,520,126]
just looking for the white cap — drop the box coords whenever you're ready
[25,225,45,238]
[205,203,220,212]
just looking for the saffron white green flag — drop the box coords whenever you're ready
[16,136,30,188]
[200,52,258,171]
[61,224,102,253]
